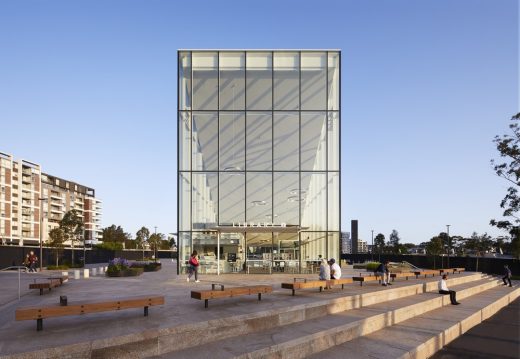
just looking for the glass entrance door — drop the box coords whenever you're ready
[245,232,273,274]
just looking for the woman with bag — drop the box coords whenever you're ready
[187,250,200,283]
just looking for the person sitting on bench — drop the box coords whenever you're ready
[329,258,342,279]
[375,261,391,286]
[438,274,460,305]
[318,258,330,281]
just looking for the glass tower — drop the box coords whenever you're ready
[178,50,340,274]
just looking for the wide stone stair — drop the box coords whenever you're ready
[142,273,519,359]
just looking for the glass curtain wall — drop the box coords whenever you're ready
[178,50,340,274]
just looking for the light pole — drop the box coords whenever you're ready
[371,230,374,261]
[446,224,451,268]
[154,226,157,262]
[38,197,48,272]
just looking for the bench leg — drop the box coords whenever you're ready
[319,286,323,292]
[292,289,295,296]
[341,284,344,290]
[205,299,209,308]
[258,293,262,301]
[144,306,149,316]
[39,288,43,295]
[360,282,363,286]
[37,318,43,331]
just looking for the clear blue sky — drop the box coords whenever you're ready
[0,0,517,244]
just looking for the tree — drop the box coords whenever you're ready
[462,232,493,272]
[48,227,65,266]
[388,230,401,254]
[148,232,164,262]
[426,236,443,269]
[136,226,150,259]
[374,233,385,260]
[491,113,520,259]
[102,225,129,243]
[60,210,84,265]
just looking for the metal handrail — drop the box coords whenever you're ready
[0,265,28,272]
[402,261,421,271]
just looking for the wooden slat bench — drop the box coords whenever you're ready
[414,270,439,279]
[439,267,465,275]
[390,272,415,282]
[352,275,382,286]
[29,278,63,295]
[281,278,353,296]
[16,296,164,331]
[191,284,272,308]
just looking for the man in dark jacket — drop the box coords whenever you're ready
[503,265,512,287]
[375,260,391,286]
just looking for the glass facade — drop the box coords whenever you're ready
[178,50,340,274]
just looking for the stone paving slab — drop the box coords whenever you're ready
[0,261,480,358]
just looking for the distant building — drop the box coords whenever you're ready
[358,239,368,253]
[341,232,351,253]
[0,151,102,246]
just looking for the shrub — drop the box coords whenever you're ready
[366,262,381,271]
[47,265,69,270]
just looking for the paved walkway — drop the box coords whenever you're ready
[430,297,520,359]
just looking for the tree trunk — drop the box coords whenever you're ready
[71,239,74,265]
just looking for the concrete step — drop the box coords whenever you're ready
[306,282,520,359]
[148,276,501,358]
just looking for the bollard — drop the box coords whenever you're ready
[104,266,108,272]
[61,271,69,283]
[74,270,80,280]
[83,268,89,279]
[91,268,97,276]
[99,266,104,274]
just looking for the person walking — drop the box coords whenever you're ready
[329,258,342,279]
[438,274,460,305]
[187,250,200,283]
[375,260,391,286]
[318,258,331,281]
[502,265,512,287]
[28,251,38,273]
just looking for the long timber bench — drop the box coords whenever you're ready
[440,267,465,275]
[389,272,415,282]
[16,295,164,331]
[191,284,272,308]
[281,278,353,296]
[29,278,63,295]
[414,270,439,278]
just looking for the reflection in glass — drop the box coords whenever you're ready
[192,173,218,230]
[328,112,339,171]
[327,232,340,261]
[328,52,340,111]
[179,173,191,231]
[193,52,218,110]
[179,112,191,171]
[301,112,326,171]
[178,232,191,274]
[301,53,326,110]
[219,173,245,224]
[274,112,299,171]
[220,112,245,172]
[246,173,272,223]
[219,52,245,110]
[179,52,191,110]
[301,232,327,262]
[274,52,299,110]
[328,173,339,230]
[246,112,272,170]
[246,52,272,110]
[246,232,273,274]
[301,172,327,230]
[192,112,218,171]
[274,173,299,226]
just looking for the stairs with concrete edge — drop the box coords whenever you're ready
[137,274,515,359]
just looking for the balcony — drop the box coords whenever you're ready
[50,193,61,200]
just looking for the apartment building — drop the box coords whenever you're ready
[0,152,102,246]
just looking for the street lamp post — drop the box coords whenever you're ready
[38,197,47,272]
[154,226,158,262]
[446,224,451,268]
[371,230,374,261]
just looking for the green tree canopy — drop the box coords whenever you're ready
[135,226,150,249]
[48,227,66,266]
[491,112,520,258]
[102,225,129,243]
[374,233,385,254]
[60,209,84,265]
[388,229,401,254]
